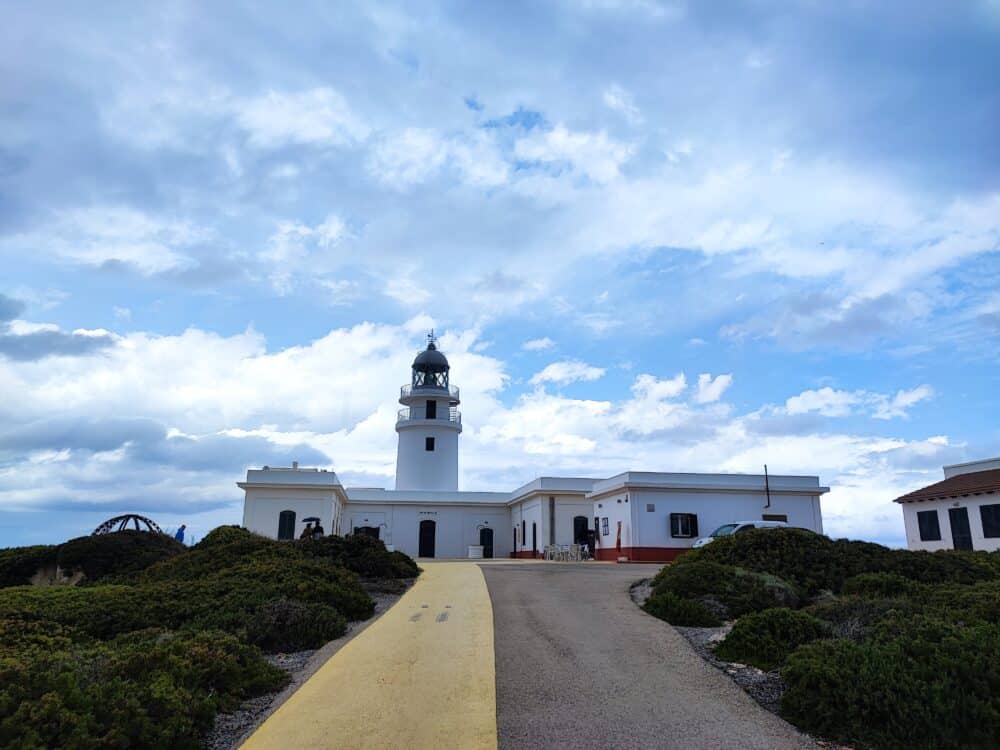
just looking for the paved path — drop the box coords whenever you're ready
[241,562,496,750]
[482,562,818,750]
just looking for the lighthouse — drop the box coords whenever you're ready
[395,333,462,491]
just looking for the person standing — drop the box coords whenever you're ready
[312,521,325,539]
[300,522,314,540]
[174,524,186,543]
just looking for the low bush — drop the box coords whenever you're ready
[245,598,347,652]
[686,528,1000,595]
[781,619,1000,750]
[0,546,57,588]
[0,624,287,750]
[841,571,920,599]
[651,560,798,618]
[56,530,185,583]
[0,526,419,748]
[298,534,420,579]
[805,596,919,641]
[714,608,827,671]
[643,591,722,627]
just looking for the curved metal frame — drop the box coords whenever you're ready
[92,514,165,535]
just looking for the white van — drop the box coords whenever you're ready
[692,520,788,548]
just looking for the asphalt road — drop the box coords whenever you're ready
[481,562,818,750]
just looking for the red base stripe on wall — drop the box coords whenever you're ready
[594,547,689,562]
[510,550,541,559]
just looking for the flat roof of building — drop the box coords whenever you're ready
[239,466,343,489]
[508,476,601,503]
[346,488,510,505]
[588,471,829,498]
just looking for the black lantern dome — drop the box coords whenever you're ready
[411,337,450,389]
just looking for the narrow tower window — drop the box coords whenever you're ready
[426,400,437,419]
[425,436,435,451]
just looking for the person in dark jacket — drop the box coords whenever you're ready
[174,524,186,543]
[312,521,325,539]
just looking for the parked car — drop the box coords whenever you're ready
[692,520,788,548]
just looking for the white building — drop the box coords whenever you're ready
[895,457,1000,552]
[241,337,828,560]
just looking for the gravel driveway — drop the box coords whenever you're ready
[482,562,818,750]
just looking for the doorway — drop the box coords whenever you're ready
[531,522,537,558]
[277,510,296,540]
[948,507,973,551]
[479,527,494,558]
[419,519,436,557]
[573,516,589,544]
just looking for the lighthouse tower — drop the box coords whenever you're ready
[395,334,462,491]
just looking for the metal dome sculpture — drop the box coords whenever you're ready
[92,514,164,535]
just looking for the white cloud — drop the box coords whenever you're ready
[514,125,633,183]
[2,207,206,276]
[602,84,642,124]
[522,337,555,351]
[529,359,606,385]
[235,88,368,149]
[318,279,361,306]
[872,385,935,420]
[367,128,449,187]
[785,387,863,417]
[384,277,431,306]
[694,373,733,404]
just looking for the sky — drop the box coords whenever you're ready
[1,1,998,548]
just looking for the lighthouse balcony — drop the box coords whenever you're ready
[397,406,462,425]
[400,383,460,402]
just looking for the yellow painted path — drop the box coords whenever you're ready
[241,562,497,750]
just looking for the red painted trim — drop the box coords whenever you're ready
[510,550,540,559]
[594,546,689,562]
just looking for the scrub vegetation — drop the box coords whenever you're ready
[0,527,417,749]
[643,529,1000,749]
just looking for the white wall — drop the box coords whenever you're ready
[633,489,822,550]
[348,502,510,559]
[395,424,460,491]
[242,488,339,539]
[510,498,544,555]
[593,493,634,553]
[901,494,1000,552]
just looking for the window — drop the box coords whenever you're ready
[917,510,941,541]
[670,513,699,538]
[601,517,609,536]
[426,400,437,419]
[522,519,526,541]
[425,436,435,451]
[980,504,1000,538]
[762,514,788,522]
[646,503,655,512]
[277,510,296,540]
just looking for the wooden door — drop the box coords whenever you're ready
[948,507,973,550]
[479,527,494,558]
[419,519,436,558]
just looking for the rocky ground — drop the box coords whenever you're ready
[203,580,413,750]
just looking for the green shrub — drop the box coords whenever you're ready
[0,626,286,750]
[643,591,722,627]
[715,608,828,671]
[0,546,57,588]
[56,531,184,582]
[246,598,347,651]
[298,534,420,579]
[652,560,798,617]
[781,619,1000,749]
[806,596,920,641]
[686,528,1000,596]
[841,572,921,599]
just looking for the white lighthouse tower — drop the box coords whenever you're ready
[395,333,462,491]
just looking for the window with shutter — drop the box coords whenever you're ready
[917,510,941,541]
[980,504,1000,538]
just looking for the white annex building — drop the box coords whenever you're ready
[241,338,828,561]
[895,457,1000,552]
